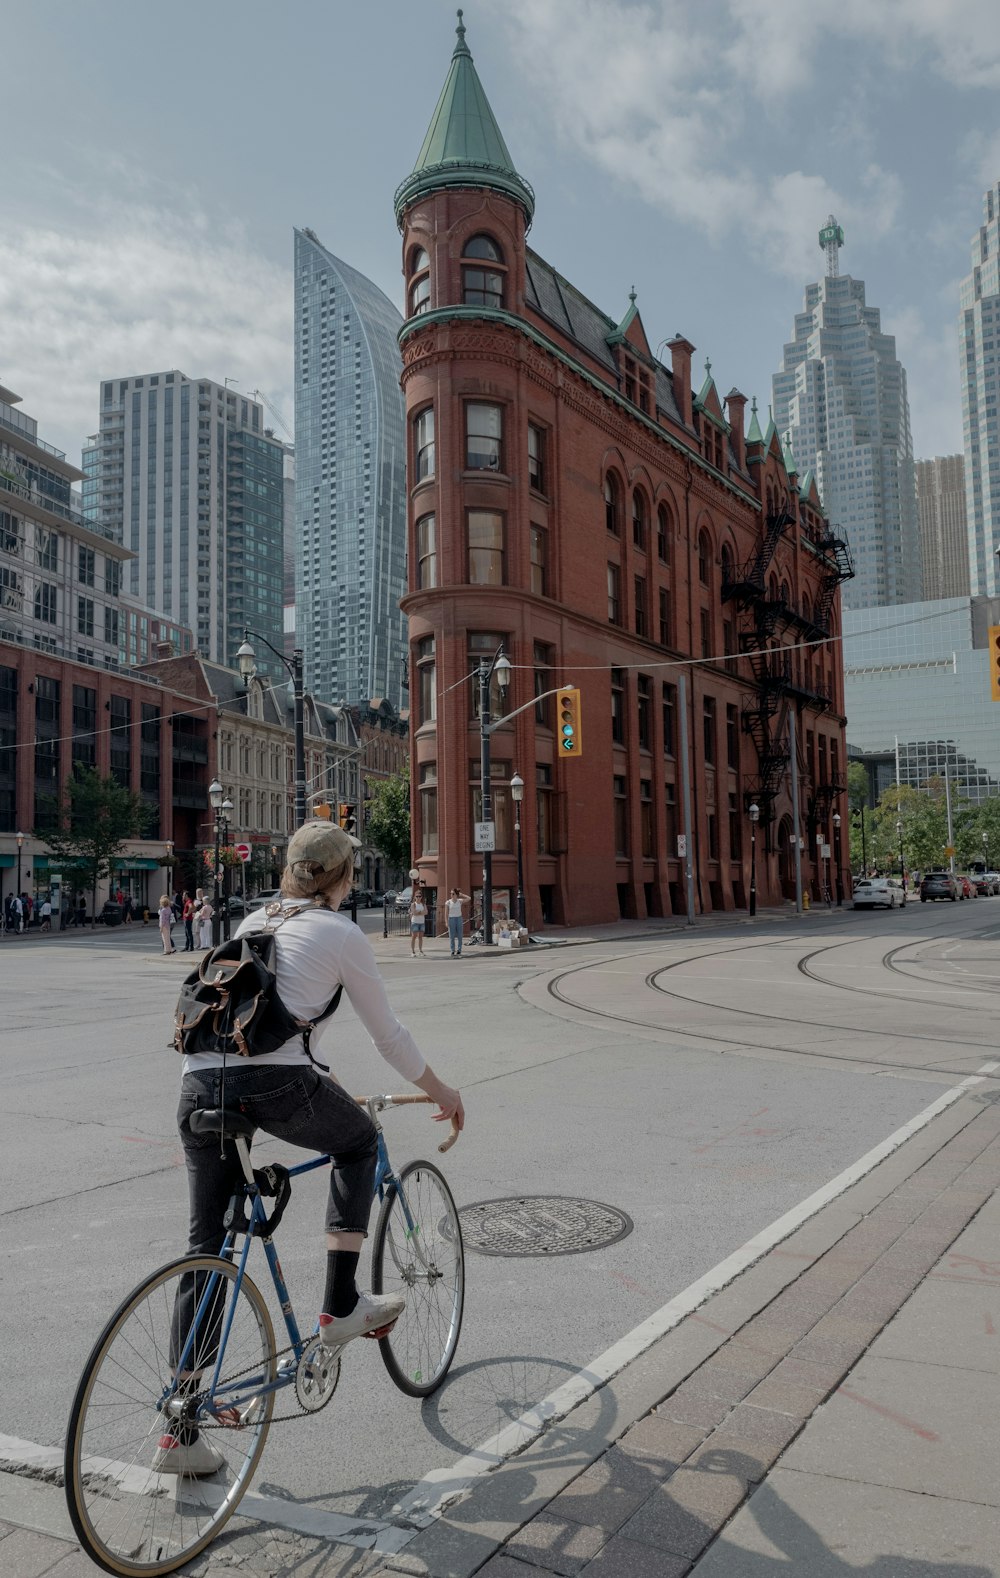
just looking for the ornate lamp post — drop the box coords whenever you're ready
[220,797,233,940]
[833,811,843,906]
[983,831,990,872]
[748,802,759,918]
[209,778,224,945]
[15,830,24,911]
[478,647,511,945]
[510,772,525,928]
[237,631,306,830]
[896,819,905,893]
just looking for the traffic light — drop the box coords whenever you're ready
[338,802,357,835]
[314,802,332,820]
[556,686,583,758]
[991,625,1000,702]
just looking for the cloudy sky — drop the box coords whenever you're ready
[3,0,999,464]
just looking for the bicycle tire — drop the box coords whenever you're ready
[371,1159,464,1397]
[65,1254,275,1577]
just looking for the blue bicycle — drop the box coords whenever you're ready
[64,1093,464,1576]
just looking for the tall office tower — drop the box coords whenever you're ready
[87,373,285,678]
[282,442,296,662]
[773,218,921,610]
[293,228,406,705]
[915,455,969,599]
[960,181,1000,595]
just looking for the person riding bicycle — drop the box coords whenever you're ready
[170,820,464,1473]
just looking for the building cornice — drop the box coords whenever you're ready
[400,307,760,512]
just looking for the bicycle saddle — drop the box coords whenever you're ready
[189,1107,256,1138]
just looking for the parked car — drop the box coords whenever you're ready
[246,889,282,913]
[956,874,975,899]
[394,886,414,911]
[225,895,250,916]
[971,871,996,897]
[920,871,958,902]
[853,877,906,910]
[379,889,397,907]
[354,888,376,909]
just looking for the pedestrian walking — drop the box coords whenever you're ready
[75,896,87,928]
[198,898,214,949]
[9,894,22,934]
[39,898,52,932]
[445,887,471,957]
[409,888,427,956]
[181,891,195,951]
[157,893,176,955]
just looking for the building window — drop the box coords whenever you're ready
[698,530,712,585]
[613,775,629,856]
[721,542,734,589]
[36,528,58,571]
[71,685,97,773]
[466,403,503,470]
[662,683,676,757]
[702,696,716,765]
[415,635,436,726]
[657,503,671,563]
[462,234,504,307]
[530,525,547,596]
[536,764,552,854]
[110,695,131,787]
[665,782,677,855]
[707,809,718,860]
[78,545,95,586]
[106,558,122,597]
[632,491,647,551]
[467,510,505,584]
[416,513,436,589]
[640,779,654,858]
[77,597,95,637]
[729,792,742,860]
[534,641,553,727]
[104,605,119,646]
[659,587,671,648]
[637,675,652,749]
[414,407,435,480]
[409,247,431,316]
[607,562,621,624]
[469,632,510,720]
[605,473,621,535]
[723,618,737,675]
[611,668,625,745]
[700,607,712,659]
[632,575,647,637]
[470,756,512,850]
[726,703,739,770]
[419,762,438,854]
[528,424,546,493]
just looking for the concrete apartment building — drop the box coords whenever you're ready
[773,220,921,610]
[915,454,970,600]
[960,180,1000,595]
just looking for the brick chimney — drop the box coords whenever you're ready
[154,639,175,659]
[667,335,695,430]
[726,389,747,472]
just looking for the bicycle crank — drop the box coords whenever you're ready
[293,1339,342,1411]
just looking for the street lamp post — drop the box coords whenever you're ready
[220,798,233,940]
[15,830,24,915]
[748,802,759,918]
[478,647,511,946]
[854,804,868,877]
[510,772,525,928]
[237,631,306,831]
[896,819,905,893]
[833,811,843,906]
[209,778,224,946]
[983,831,990,872]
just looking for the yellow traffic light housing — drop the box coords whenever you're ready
[990,625,1000,701]
[338,803,357,835]
[314,802,332,820]
[556,686,583,758]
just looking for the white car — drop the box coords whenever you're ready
[246,888,282,913]
[853,877,906,910]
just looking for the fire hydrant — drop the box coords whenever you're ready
[802,890,811,911]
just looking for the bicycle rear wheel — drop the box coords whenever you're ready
[65,1254,275,1576]
[371,1159,464,1397]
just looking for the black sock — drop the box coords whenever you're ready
[323,1249,360,1318]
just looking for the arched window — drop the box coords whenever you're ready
[720,543,734,589]
[698,530,712,585]
[657,503,672,564]
[462,234,504,308]
[632,490,647,551]
[605,473,621,536]
[780,578,790,607]
[409,247,430,317]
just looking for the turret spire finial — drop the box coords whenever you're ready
[454,8,470,55]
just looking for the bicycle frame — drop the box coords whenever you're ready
[166,1098,423,1426]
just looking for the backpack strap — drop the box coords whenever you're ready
[256,901,343,1070]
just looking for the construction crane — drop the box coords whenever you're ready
[247,388,293,439]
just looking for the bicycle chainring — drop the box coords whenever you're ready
[294,1337,342,1412]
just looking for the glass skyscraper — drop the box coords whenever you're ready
[773,220,921,610]
[960,181,1000,596]
[294,228,406,706]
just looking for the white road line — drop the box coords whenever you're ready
[390,1058,1000,1529]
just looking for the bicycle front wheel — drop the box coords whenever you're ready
[371,1159,464,1397]
[65,1254,275,1576]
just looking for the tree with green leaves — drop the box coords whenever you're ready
[36,768,152,926]
[364,771,411,882]
[846,761,870,873]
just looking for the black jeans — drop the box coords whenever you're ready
[184,919,194,950]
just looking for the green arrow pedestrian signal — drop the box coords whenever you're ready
[556,686,582,757]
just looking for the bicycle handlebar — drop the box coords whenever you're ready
[355,1092,461,1153]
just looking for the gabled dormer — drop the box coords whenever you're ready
[693,358,729,471]
[606,289,656,415]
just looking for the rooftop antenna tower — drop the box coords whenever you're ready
[818,215,845,278]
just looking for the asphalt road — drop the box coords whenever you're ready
[1,897,998,1553]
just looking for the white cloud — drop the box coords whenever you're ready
[886,302,963,455]
[0,198,292,459]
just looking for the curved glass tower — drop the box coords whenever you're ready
[294,228,406,705]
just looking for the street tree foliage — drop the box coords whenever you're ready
[850,776,1000,876]
[364,771,411,880]
[36,768,151,924]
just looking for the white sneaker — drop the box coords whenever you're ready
[152,1431,224,1476]
[318,1290,405,1345]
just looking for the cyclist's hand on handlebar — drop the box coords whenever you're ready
[414,1067,465,1130]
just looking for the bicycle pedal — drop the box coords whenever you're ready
[363,1318,399,1339]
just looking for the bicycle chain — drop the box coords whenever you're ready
[197,1337,338,1426]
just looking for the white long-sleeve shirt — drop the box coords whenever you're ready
[181,901,426,1082]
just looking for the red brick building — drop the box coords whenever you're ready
[395,19,853,928]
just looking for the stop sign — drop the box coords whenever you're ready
[235,842,251,864]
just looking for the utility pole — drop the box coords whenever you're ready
[678,672,696,926]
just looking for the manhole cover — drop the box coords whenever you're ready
[460,1196,634,1257]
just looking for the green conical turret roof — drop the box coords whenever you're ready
[395,11,534,226]
[746,397,764,446]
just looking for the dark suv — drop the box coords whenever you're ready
[920,871,957,902]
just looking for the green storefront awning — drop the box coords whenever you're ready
[116,858,163,871]
[0,855,14,868]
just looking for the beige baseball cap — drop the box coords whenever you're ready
[286,820,359,879]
